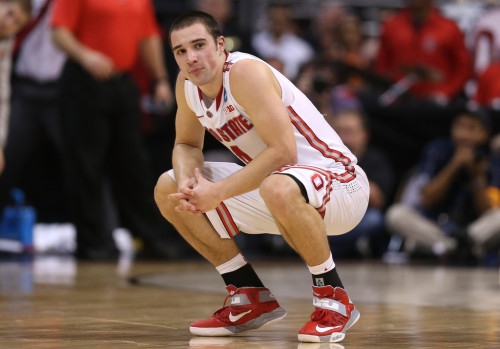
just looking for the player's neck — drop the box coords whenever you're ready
[198,63,224,100]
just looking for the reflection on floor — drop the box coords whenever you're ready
[1,253,499,348]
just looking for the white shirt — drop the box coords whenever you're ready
[471,7,500,75]
[15,0,66,82]
[251,32,313,80]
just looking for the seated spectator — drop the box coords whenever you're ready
[195,0,254,54]
[251,2,314,80]
[358,0,472,178]
[328,109,395,258]
[334,13,377,71]
[308,1,345,63]
[385,109,500,262]
[295,60,337,116]
[470,61,500,172]
[375,0,470,104]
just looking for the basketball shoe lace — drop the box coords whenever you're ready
[213,293,253,323]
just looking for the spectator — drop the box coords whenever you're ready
[359,0,472,180]
[0,0,31,174]
[332,13,377,72]
[470,6,500,78]
[328,109,395,258]
[51,0,177,260]
[375,0,470,104]
[195,0,254,55]
[0,0,68,220]
[252,2,314,80]
[295,60,337,117]
[385,109,500,262]
[308,0,345,63]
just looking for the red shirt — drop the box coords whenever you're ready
[474,62,500,105]
[51,0,159,71]
[375,8,471,99]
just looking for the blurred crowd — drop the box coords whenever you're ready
[1,0,500,266]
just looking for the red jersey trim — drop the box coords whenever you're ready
[197,84,224,110]
[275,164,339,218]
[215,202,239,238]
[287,106,356,179]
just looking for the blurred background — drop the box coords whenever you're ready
[2,0,500,267]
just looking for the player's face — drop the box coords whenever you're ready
[0,2,29,39]
[171,23,226,87]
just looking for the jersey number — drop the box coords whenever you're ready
[230,146,253,164]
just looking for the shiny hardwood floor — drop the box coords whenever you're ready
[1,254,499,348]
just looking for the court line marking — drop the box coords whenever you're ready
[82,317,178,329]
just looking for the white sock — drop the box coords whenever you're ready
[215,253,247,274]
[308,252,335,275]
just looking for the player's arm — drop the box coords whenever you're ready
[210,59,298,200]
[172,72,206,187]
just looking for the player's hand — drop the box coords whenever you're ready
[168,177,203,215]
[80,49,115,80]
[187,168,223,213]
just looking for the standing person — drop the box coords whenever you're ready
[154,11,369,343]
[51,0,176,260]
[0,0,67,217]
[0,0,31,175]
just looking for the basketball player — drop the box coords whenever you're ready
[154,11,369,343]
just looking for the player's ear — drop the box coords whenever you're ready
[217,36,225,52]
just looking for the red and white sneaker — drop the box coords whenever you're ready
[190,285,287,336]
[298,285,360,343]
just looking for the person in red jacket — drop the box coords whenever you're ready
[51,0,176,260]
[375,0,471,104]
[358,0,473,181]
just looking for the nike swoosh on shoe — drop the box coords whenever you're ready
[228,310,252,322]
[315,325,342,333]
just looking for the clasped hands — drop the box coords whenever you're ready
[168,168,222,214]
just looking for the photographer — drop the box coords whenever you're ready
[385,109,500,261]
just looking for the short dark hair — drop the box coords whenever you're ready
[336,109,371,131]
[4,0,32,15]
[455,107,491,132]
[168,10,222,49]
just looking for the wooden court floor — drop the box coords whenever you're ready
[1,255,499,348]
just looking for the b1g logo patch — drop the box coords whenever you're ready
[206,111,213,118]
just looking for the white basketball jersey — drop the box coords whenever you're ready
[184,51,357,179]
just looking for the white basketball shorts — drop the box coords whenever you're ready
[167,162,369,239]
